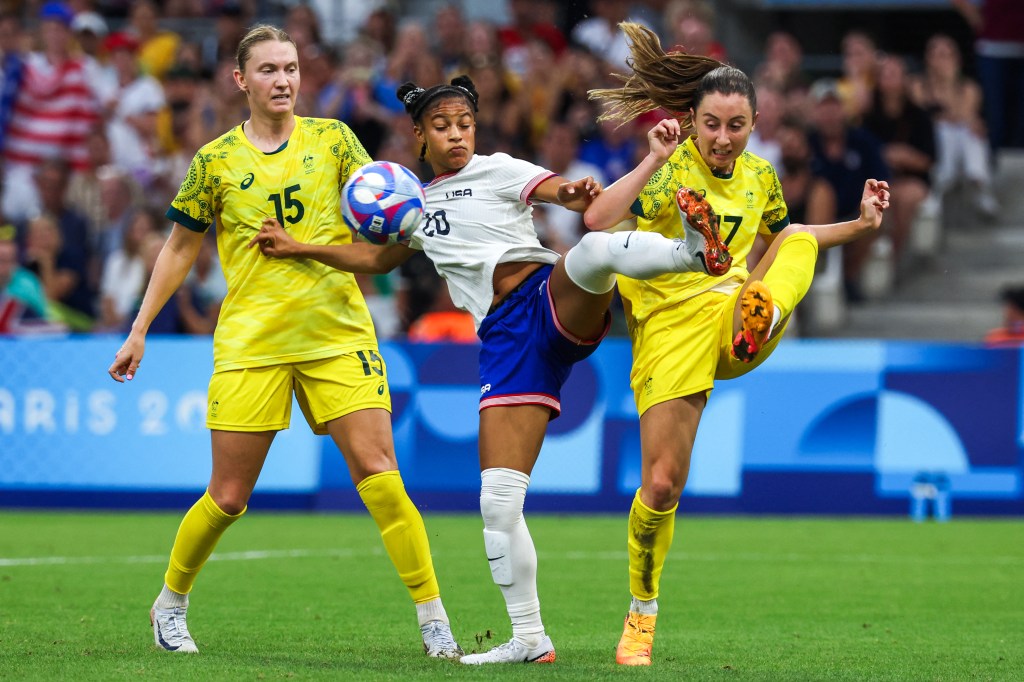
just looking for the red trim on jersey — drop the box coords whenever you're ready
[521,171,557,205]
[480,392,561,414]
[545,281,608,346]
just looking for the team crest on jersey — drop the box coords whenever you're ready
[446,188,473,199]
[303,154,316,174]
[746,190,755,208]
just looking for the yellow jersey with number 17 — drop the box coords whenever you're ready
[618,135,789,324]
[166,116,376,371]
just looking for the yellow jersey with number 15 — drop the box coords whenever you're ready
[618,135,789,324]
[167,116,376,371]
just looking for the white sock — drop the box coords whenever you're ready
[630,596,658,616]
[155,584,188,609]
[480,468,544,648]
[768,305,782,337]
[415,597,449,627]
[563,231,693,295]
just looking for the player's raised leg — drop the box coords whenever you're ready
[732,225,818,362]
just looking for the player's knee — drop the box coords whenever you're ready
[644,469,686,510]
[779,223,814,241]
[208,488,248,516]
[479,485,523,529]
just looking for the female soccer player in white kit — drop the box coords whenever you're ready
[250,74,731,664]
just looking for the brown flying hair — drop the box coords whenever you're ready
[589,22,756,128]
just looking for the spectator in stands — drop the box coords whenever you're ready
[0,223,50,322]
[984,284,1024,347]
[534,121,606,252]
[755,31,810,99]
[807,78,889,302]
[93,166,142,263]
[433,4,467,76]
[283,2,323,52]
[663,0,728,62]
[837,30,879,122]
[0,12,25,166]
[362,7,398,57]
[466,55,526,157]
[746,84,783,171]
[910,34,1000,217]
[572,0,648,70]
[580,102,643,183]
[127,0,180,80]
[2,2,101,222]
[71,11,115,103]
[778,118,837,227]
[30,160,95,326]
[97,207,155,332]
[862,55,934,271]
[384,19,429,87]
[407,285,478,344]
[318,38,397,158]
[179,231,225,335]
[199,1,249,77]
[952,0,1024,151]
[104,31,171,195]
[498,0,566,78]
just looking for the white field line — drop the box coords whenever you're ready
[0,547,1020,568]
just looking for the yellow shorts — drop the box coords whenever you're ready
[207,350,391,434]
[629,286,789,416]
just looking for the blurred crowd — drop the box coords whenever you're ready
[0,0,1020,340]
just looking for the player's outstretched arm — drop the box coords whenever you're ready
[249,217,413,274]
[800,179,890,250]
[108,224,205,383]
[584,118,681,231]
[532,175,602,213]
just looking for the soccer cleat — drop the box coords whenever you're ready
[150,604,198,653]
[675,186,732,276]
[732,280,774,363]
[616,611,656,666]
[420,619,464,659]
[459,635,556,665]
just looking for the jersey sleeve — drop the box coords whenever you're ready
[335,121,373,185]
[166,150,216,232]
[759,162,790,234]
[486,153,555,204]
[631,162,678,221]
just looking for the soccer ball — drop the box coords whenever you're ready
[341,161,426,245]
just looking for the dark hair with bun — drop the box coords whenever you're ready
[397,75,479,123]
[397,76,479,161]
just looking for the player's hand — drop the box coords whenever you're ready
[648,118,681,163]
[248,217,299,258]
[859,179,890,232]
[108,332,145,383]
[557,176,602,209]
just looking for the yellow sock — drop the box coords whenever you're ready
[357,470,440,604]
[164,490,245,595]
[627,489,677,601]
[762,231,818,319]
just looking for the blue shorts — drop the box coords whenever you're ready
[477,264,609,418]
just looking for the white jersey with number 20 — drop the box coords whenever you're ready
[408,153,561,328]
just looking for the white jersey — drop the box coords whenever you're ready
[409,153,561,327]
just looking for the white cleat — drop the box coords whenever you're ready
[150,605,198,653]
[460,635,556,665]
[420,619,463,659]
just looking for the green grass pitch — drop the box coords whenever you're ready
[1,511,1021,680]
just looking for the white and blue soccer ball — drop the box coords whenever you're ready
[341,161,425,245]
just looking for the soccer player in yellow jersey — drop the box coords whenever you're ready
[584,24,890,666]
[107,25,462,659]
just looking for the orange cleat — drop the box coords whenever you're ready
[732,280,774,363]
[615,612,656,666]
[675,187,732,276]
